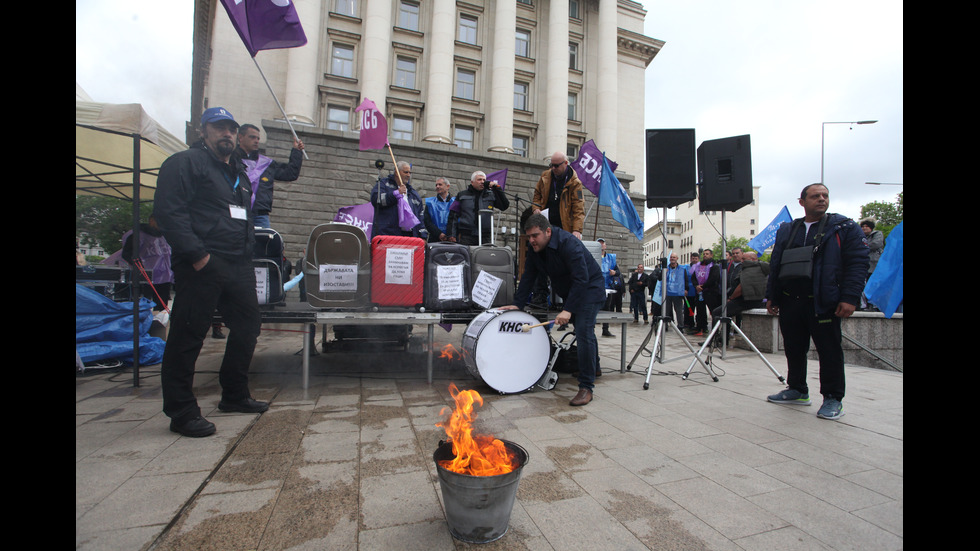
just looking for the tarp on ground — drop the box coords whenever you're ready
[76,284,166,366]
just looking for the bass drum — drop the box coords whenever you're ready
[461,309,550,394]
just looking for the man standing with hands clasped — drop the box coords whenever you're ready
[765,183,869,420]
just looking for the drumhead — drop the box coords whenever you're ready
[462,310,549,393]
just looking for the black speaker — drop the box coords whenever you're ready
[645,129,697,208]
[697,134,753,212]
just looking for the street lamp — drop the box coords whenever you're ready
[821,120,877,184]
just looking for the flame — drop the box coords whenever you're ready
[439,344,467,361]
[436,383,518,476]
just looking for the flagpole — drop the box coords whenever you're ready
[251,57,309,160]
[386,143,404,187]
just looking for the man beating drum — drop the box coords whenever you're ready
[500,213,607,406]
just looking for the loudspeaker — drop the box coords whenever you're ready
[697,134,753,212]
[645,129,697,208]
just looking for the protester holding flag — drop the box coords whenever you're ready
[237,124,304,228]
[370,160,426,238]
[532,152,585,239]
[447,171,509,245]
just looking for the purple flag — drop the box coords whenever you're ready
[573,139,618,197]
[333,203,375,240]
[355,98,389,151]
[485,168,508,190]
[220,0,308,57]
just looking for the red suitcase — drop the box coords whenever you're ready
[370,235,426,308]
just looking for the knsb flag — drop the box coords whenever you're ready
[573,139,618,197]
[746,206,792,253]
[486,168,508,189]
[355,98,389,151]
[220,0,308,57]
[598,153,644,240]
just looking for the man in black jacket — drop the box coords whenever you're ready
[447,171,509,245]
[153,107,269,438]
[237,123,304,228]
[627,264,650,324]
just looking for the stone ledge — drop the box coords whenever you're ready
[736,309,903,370]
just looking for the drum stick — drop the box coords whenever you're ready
[521,320,554,332]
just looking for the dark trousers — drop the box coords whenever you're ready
[162,255,261,423]
[778,295,845,401]
[573,299,605,391]
[630,292,647,321]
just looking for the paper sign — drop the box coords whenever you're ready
[384,247,415,285]
[319,264,358,292]
[255,266,269,304]
[437,264,464,300]
[471,270,502,309]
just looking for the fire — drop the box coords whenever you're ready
[436,383,518,476]
[439,344,467,361]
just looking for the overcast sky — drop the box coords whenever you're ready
[76,0,903,230]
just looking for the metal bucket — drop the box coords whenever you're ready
[433,439,529,543]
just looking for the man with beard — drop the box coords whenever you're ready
[153,107,269,438]
[236,123,304,229]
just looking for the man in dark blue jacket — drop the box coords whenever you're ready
[153,107,269,438]
[765,183,869,420]
[370,160,426,238]
[502,214,607,406]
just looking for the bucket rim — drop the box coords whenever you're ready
[433,439,529,477]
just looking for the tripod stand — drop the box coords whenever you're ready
[626,208,717,389]
[681,210,785,383]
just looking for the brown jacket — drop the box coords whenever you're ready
[532,167,586,234]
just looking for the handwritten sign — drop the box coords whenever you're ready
[471,270,502,309]
[384,247,415,285]
[437,264,464,300]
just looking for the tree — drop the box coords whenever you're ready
[860,191,903,238]
[76,196,153,256]
[708,235,751,262]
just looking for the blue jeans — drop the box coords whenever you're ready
[573,299,605,391]
[253,214,271,229]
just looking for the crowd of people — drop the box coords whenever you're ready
[95,106,881,435]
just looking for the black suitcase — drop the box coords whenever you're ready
[469,245,515,308]
[254,227,287,305]
[424,242,471,311]
[303,223,371,309]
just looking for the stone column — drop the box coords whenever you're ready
[423,0,454,144]
[283,0,321,125]
[360,0,392,113]
[487,0,516,153]
[544,0,569,156]
[596,0,618,158]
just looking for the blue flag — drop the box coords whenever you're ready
[864,221,903,318]
[598,153,644,240]
[747,206,792,253]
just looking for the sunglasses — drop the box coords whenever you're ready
[549,161,567,168]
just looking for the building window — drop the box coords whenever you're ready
[394,56,417,89]
[515,29,530,58]
[326,105,350,131]
[458,15,478,44]
[514,82,529,111]
[567,93,577,121]
[566,143,578,159]
[513,136,529,158]
[330,44,355,78]
[455,68,476,100]
[334,0,357,17]
[392,116,414,141]
[569,42,578,70]
[569,0,580,19]
[454,126,474,149]
[398,1,419,31]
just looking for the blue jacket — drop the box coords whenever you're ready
[515,226,606,313]
[766,213,870,315]
[665,264,689,297]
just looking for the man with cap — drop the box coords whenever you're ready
[153,107,269,438]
